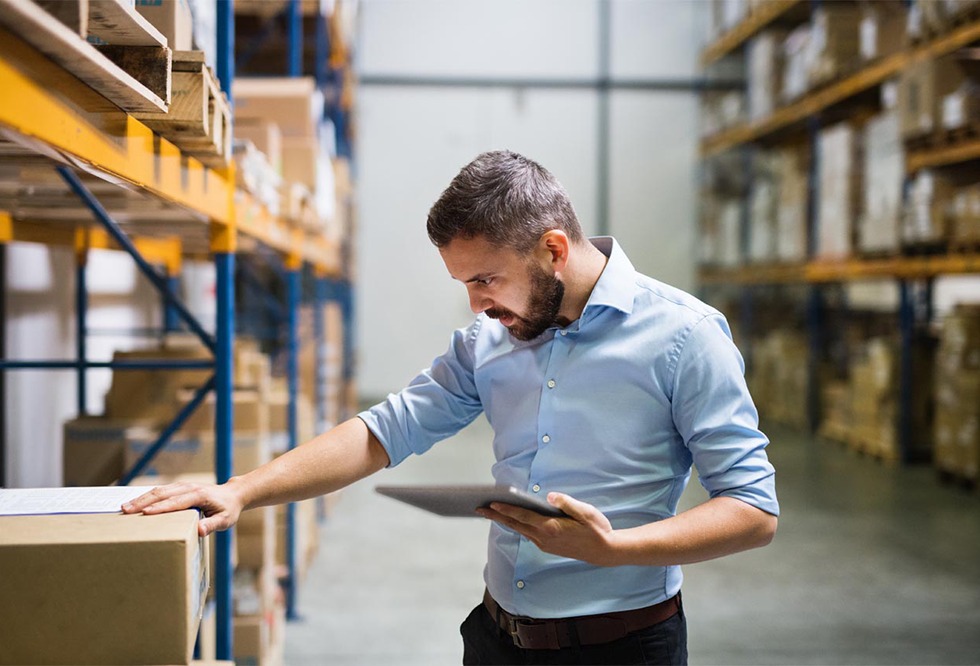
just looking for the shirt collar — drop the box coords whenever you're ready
[582,236,636,316]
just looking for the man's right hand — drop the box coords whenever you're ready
[121,479,246,537]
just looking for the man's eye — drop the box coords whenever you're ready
[479,278,494,286]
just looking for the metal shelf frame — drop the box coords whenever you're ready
[698,11,980,465]
[0,1,349,659]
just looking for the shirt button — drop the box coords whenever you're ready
[547,379,556,389]
[516,580,525,589]
[532,484,541,493]
[560,330,568,336]
[541,435,550,443]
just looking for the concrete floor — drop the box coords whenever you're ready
[284,417,980,665]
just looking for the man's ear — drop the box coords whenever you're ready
[538,230,570,273]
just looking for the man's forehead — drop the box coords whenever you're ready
[439,236,521,279]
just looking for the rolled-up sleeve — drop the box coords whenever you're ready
[670,314,779,516]
[358,321,484,467]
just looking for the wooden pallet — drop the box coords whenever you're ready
[134,51,232,168]
[0,0,170,112]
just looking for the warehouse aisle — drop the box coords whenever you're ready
[285,418,980,665]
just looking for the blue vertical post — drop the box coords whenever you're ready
[340,281,355,420]
[214,252,235,660]
[75,252,88,415]
[288,0,302,77]
[285,262,301,619]
[806,286,823,434]
[164,275,181,333]
[217,0,235,100]
[314,275,326,434]
[898,280,914,464]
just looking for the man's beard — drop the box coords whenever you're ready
[485,265,565,341]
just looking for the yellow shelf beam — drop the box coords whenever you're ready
[0,25,232,225]
[700,253,980,285]
[907,137,980,172]
[700,20,980,158]
[700,0,805,67]
[0,27,341,273]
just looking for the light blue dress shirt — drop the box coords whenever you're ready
[360,237,778,618]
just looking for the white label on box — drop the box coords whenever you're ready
[0,486,157,516]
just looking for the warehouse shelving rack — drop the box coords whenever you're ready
[697,2,980,464]
[0,0,352,659]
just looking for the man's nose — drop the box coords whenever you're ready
[468,289,491,314]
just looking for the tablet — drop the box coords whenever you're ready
[375,484,565,518]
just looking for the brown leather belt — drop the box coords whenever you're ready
[482,589,681,650]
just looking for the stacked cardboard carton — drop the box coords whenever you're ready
[62,337,275,486]
[934,305,980,482]
[0,509,207,665]
[898,54,973,141]
[746,330,809,429]
[232,76,344,246]
[846,337,934,462]
[859,108,904,254]
[815,122,861,259]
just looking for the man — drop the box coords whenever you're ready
[124,150,778,665]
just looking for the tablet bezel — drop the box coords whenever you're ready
[374,484,565,518]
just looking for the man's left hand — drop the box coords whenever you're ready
[476,492,621,567]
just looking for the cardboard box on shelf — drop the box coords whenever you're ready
[808,5,863,86]
[898,54,969,139]
[859,2,908,62]
[125,429,210,477]
[281,136,319,191]
[859,110,904,254]
[135,0,194,51]
[233,77,324,139]
[103,344,213,425]
[62,416,157,486]
[233,613,268,666]
[237,505,276,570]
[816,122,860,259]
[175,388,269,435]
[0,510,207,666]
[235,119,283,175]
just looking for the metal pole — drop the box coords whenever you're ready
[75,257,88,415]
[214,251,235,661]
[596,0,611,236]
[217,0,235,101]
[118,376,216,485]
[164,275,181,333]
[314,276,326,433]
[0,242,5,486]
[898,280,914,464]
[288,0,302,77]
[285,265,300,619]
[57,167,216,353]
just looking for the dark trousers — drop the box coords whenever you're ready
[460,600,688,665]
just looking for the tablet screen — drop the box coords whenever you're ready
[375,484,565,518]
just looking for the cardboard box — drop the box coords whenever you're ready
[236,120,283,175]
[136,0,194,51]
[0,510,207,665]
[125,429,211,477]
[104,344,213,425]
[62,416,156,486]
[233,77,324,139]
[898,55,969,139]
[233,614,268,666]
[237,505,276,570]
[176,388,269,435]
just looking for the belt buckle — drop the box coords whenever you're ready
[510,618,560,650]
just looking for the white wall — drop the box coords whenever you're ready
[354,0,705,398]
